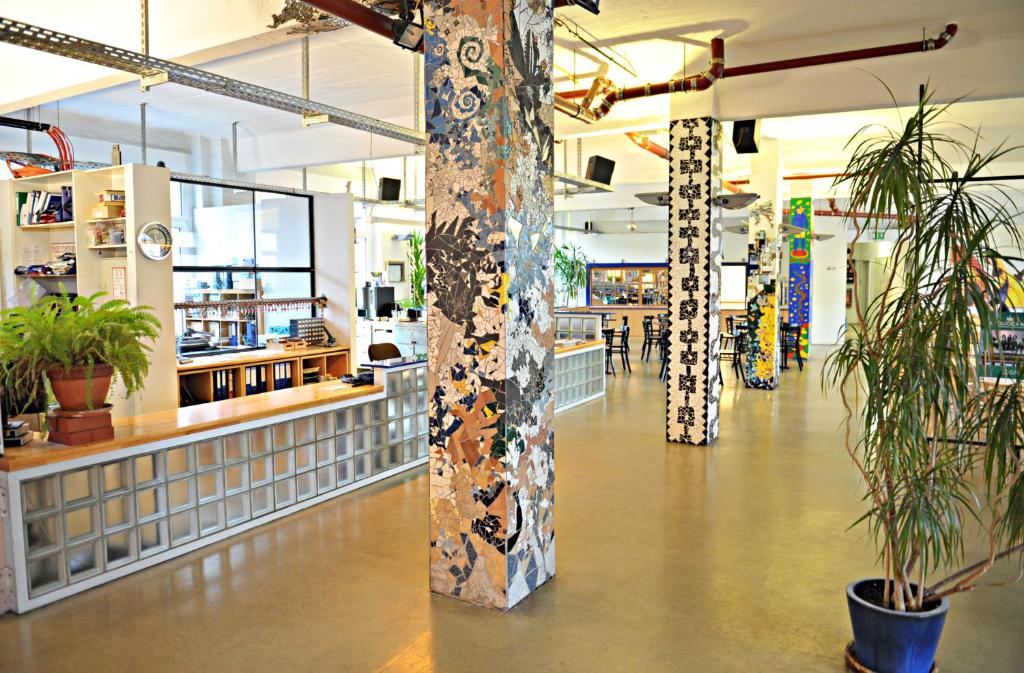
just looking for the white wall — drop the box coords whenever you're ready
[314,193,355,356]
[810,216,849,345]
[555,230,667,264]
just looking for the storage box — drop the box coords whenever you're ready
[91,203,125,220]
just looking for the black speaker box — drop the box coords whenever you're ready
[732,119,761,154]
[585,155,615,185]
[379,177,402,201]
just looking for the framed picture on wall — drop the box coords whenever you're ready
[386,260,405,283]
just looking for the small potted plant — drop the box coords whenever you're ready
[824,88,1023,673]
[554,243,589,308]
[404,230,426,320]
[0,290,161,417]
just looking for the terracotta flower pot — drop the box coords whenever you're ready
[47,364,114,411]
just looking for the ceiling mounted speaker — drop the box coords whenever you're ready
[586,155,615,185]
[378,177,401,201]
[732,119,761,154]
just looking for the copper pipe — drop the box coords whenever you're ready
[728,173,849,185]
[625,131,741,192]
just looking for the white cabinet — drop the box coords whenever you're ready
[359,319,426,360]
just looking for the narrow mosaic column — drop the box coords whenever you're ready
[423,0,555,610]
[787,196,813,360]
[665,117,723,445]
[744,140,782,390]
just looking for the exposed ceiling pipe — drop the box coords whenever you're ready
[729,173,849,184]
[557,23,957,121]
[625,130,742,193]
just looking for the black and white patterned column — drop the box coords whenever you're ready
[665,117,723,445]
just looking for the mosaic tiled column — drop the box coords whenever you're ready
[665,117,723,445]
[423,0,555,610]
[744,140,782,390]
[787,197,813,360]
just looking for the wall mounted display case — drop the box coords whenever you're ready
[587,263,669,308]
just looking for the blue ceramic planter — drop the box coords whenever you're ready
[847,578,949,673]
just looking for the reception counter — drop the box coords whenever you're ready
[1,360,427,614]
[1,345,604,614]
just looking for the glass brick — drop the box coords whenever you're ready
[296,471,317,501]
[387,396,402,417]
[224,464,249,494]
[335,408,352,433]
[251,485,273,517]
[250,455,273,486]
[336,460,353,487]
[316,438,335,466]
[315,412,334,439]
[293,416,316,445]
[105,529,135,568]
[404,391,417,416]
[198,501,225,536]
[416,390,427,413]
[401,368,413,389]
[166,446,193,478]
[67,539,101,582]
[26,515,61,555]
[274,478,296,508]
[418,413,428,436]
[100,460,131,494]
[352,405,368,428]
[403,440,416,463]
[224,432,249,463]
[353,454,370,480]
[402,415,415,438]
[415,366,426,388]
[353,428,370,455]
[167,477,196,512]
[417,436,428,459]
[64,505,97,543]
[248,427,272,456]
[372,399,387,424]
[388,419,402,444]
[274,449,295,479]
[272,422,294,450]
[295,443,316,473]
[388,443,402,468]
[335,434,353,460]
[169,510,198,546]
[136,487,166,521]
[225,493,250,526]
[317,466,334,494]
[103,495,132,530]
[386,371,402,393]
[197,470,223,503]
[28,553,63,596]
[138,519,168,557]
[371,449,387,475]
[134,453,164,485]
[372,426,386,449]
[196,439,223,470]
[62,468,96,505]
[22,477,57,516]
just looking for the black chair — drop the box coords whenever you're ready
[368,343,402,361]
[658,329,670,382]
[609,324,631,373]
[603,328,616,375]
[640,316,661,362]
[780,323,804,371]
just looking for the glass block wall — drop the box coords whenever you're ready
[554,348,604,411]
[555,314,601,341]
[17,368,429,601]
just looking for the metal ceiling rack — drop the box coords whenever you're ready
[0,16,424,145]
[174,295,328,313]
[554,171,613,194]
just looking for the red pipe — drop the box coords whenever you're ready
[626,131,742,192]
[723,24,957,78]
[729,173,849,185]
[557,23,957,109]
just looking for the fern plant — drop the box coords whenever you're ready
[824,88,1024,612]
[0,290,161,412]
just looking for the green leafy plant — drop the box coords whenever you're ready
[0,290,161,412]
[824,88,1024,612]
[554,243,590,307]
[406,230,426,309]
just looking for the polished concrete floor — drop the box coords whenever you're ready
[2,349,1022,672]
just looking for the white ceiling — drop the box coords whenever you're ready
[2,0,1023,180]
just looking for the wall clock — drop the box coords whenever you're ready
[137,221,173,260]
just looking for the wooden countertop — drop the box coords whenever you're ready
[555,339,604,355]
[0,381,382,473]
[177,345,349,373]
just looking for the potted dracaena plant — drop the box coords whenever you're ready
[554,242,590,308]
[824,88,1024,673]
[0,290,161,416]
[401,230,426,320]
